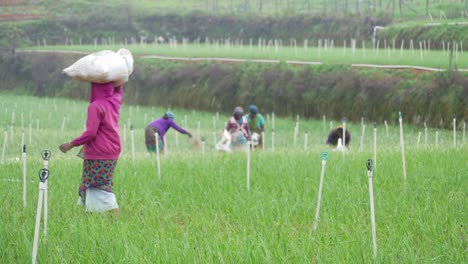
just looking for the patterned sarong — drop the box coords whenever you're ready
[145,126,164,152]
[79,159,117,203]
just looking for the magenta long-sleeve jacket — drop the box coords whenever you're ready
[71,82,122,160]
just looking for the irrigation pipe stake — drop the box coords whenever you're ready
[399,112,407,182]
[271,130,275,152]
[360,124,366,152]
[384,120,389,137]
[246,140,251,191]
[435,129,439,147]
[22,144,27,208]
[29,123,32,146]
[417,131,422,147]
[366,159,378,259]
[373,123,377,169]
[272,112,275,131]
[313,151,329,231]
[453,115,456,147]
[154,132,161,179]
[323,115,326,134]
[41,150,51,236]
[32,168,49,264]
[463,121,466,144]
[21,128,25,153]
[1,127,7,163]
[130,125,135,161]
[424,122,428,147]
[304,132,308,151]
[262,131,265,151]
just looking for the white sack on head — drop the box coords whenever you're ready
[62,49,132,84]
[117,48,134,75]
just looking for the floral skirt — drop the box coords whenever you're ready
[79,159,117,204]
[145,126,164,152]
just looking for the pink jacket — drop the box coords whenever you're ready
[71,82,122,160]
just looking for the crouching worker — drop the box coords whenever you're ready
[225,106,250,150]
[59,82,122,217]
[145,112,192,153]
[326,126,351,150]
[245,104,265,148]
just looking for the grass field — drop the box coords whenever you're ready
[22,42,468,69]
[0,93,466,262]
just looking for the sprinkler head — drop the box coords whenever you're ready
[366,159,373,171]
[38,168,49,183]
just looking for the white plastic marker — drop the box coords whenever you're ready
[417,131,422,147]
[202,140,205,158]
[32,168,49,264]
[130,125,135,160]
[398,112,407,182]
[313,151,329,231]
[41,150,51,236]
[197,121,201,137]
[271,130,275,152]
[463,121,466,144]
[323,115,326,134]
[360,124,366,152]
[424,122,428,147]
[435,129,439,147]
[384,120,389,137]
[366,159,378,259]
[262,131,265,151]
[11,110,14,146]
[164,135,169,155]
[453,115,456,147]
[1,127,7,163]
[154,132,161,180]
[21,129,25,154]
[342,118,347,154]
[304,132,308,151]
[29,123,32,146]
[272,112,275,131]
[373,123,377,168]
[22,145,27,208]
[246,140,251,191]
[330,121,333,131]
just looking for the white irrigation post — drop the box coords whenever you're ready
[61,114,66,133]
[41,150,50,237]
[373,123,377,169]
[1,128,7,163]
[366,159,378,259]
[11,110,15,146]
[271,130,275,152]
[399,112,407,182]
[330,121,333,131]
[272,112,275,131]
[154,132,161,180]
[21,129,25,154]
[262,131,265,151]
[130,125,135,161]
[313,151,329,231]
[29,123,32,146]
[463,121,466,144]
[22,144,27,208]
[417,131,422,147]
[304,132,308,151]
[435,129,439,147]
[32,168,49,264]
[453,115,456,147]
[123,124,127,150]
[322,115,327,134]
[360,124,366,152]
[424,122,428,147]
[164,135,168,155]
[212,131,216,147]
[384,120,389,137]
[197,121,201,137]
[246,140,251,191]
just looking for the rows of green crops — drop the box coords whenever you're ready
[0,94,466,263]
[22,42,468,69]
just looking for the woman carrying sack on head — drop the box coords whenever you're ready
[59,82,123,217]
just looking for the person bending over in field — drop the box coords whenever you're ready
[145,112,192,153]
[244,104,265,148]
[326,126,351,148]
[225,106,250,150]
[59,82,122,218]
